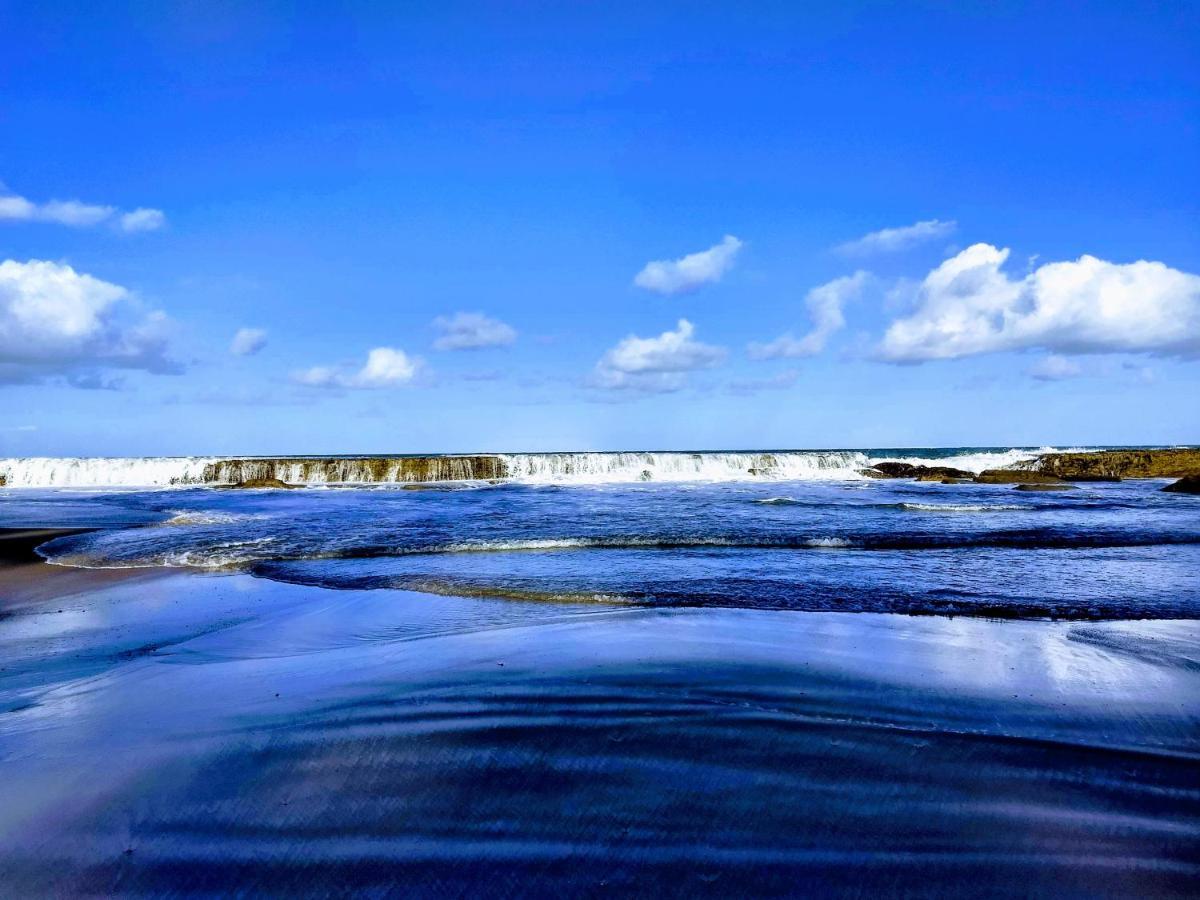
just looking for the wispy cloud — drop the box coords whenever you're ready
[1027,354,1082,381]
[294,347,423,389]
[593,319,726,392]
[119,208,167,233]
[837,219,955,256]
[634,235,743,295]
[0,185,166,233]
[878,243,1200,362]
[748,272,869,360]
[230,327,268,356]
[433,312,517,350]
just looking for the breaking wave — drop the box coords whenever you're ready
[38,530,1200,571]
[164,510,267,526]
[0,447,1097,487]
[897,503,1025,513]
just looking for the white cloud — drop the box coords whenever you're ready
[748,271,869,360]
[432,312,517,350]
[120,208,167,233]
[837,219,956,256]
[230,327,268,356]
[879,243,1200,362]
[593,319,726,391]
[633,235,743,295]
[0,259,179,383]
[0,186,165,232]
[36,200,116,227]
[1027,354,1082,381]
[294,347,422,389]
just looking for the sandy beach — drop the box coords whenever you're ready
[2,543,1198,896]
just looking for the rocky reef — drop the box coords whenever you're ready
[1033,449,1200,480]
[200,456,508,485]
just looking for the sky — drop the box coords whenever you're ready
[1,1,1198,455]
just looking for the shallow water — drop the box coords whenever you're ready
[2,475,1199,894]
[9,476,1200,619]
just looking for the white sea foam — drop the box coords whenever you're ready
[165,510,266,526]
[898,502,1024,513]
[865,447,1089,474]
[497,451,871,483]
[0,456,221,487]
[0,447,1101,487]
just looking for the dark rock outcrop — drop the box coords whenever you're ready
[867,462,974,480]
[1163,475,1200,494]
[1035,449,1200,480]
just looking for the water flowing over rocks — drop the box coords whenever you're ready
[201,456,507,485]
[2,448,1196,488]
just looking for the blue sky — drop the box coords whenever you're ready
[2,1,1198,455]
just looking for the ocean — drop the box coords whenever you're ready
[1,448,1198,894]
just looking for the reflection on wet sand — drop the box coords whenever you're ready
[2,571,1197,896]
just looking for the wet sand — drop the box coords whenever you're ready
[1,560,1198,896]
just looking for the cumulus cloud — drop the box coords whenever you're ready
[1027,354,1082,381]
[748,271,870,360]
[432,312,517,350]
[879,243,1200,362]
[633,235,743,295]
[593,319,726,391]
[0,259,179,383]
[230,327,268,356]
[0,186,165,233]
[294,347,422,389]
[837,219,956,256]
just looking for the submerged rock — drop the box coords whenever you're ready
[974,470,1065,484]
[1014,483,1078,492]
[223,478,300,490]
[1163,475,1200,494]
[1035,448,1200,480]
